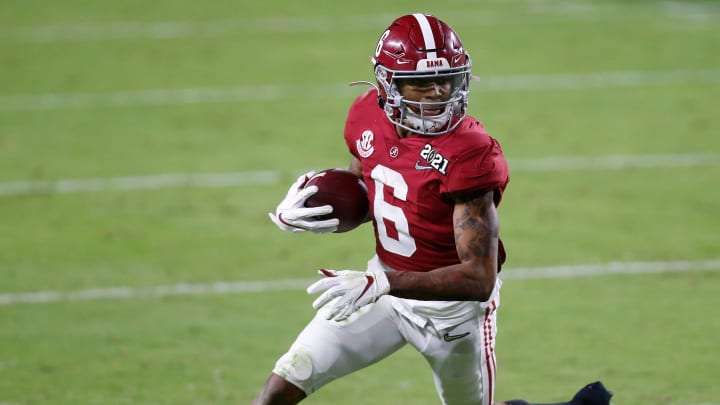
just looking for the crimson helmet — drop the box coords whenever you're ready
[371,14,471,135]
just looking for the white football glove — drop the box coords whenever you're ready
[307,269,390,322]
[268,172,339,233]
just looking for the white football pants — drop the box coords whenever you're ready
[272,256,501,405]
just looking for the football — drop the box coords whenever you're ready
[303,169,369,233]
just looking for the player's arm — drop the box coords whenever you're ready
[387,189,499,302]
[349,156,372,223]
[307,189,499,321]
[349,156,362,177]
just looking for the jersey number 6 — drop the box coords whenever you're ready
[370,165,417,257]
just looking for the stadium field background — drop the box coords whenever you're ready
[1,1,719,404]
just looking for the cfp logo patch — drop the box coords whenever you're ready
[416,143,449,175]
[356,130,375,158]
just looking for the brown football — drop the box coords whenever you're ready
[303,169,369,233]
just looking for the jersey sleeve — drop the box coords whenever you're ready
[344,89,378,160]
[442,135,509,202]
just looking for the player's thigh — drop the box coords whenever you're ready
[418,305,499,405]
[273,296,405,394]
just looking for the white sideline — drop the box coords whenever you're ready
[1,68,719,111]
[0,153,718,197]
[0,259,718,306]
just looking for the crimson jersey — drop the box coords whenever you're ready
[344,89,509,272]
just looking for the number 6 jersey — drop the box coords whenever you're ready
[345,89,510,273]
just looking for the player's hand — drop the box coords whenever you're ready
[307,269,390,321]
[268,172,339,233]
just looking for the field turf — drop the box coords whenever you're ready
[1,1,719,404]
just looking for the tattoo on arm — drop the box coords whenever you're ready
[454,191,498,263]
[389,190,499,301]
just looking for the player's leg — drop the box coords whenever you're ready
[427,304,498,405]
[252,296,406,405]
[410,283,500,405]
[493,381,613,405]
[252,374,305,405]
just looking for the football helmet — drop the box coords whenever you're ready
[371,13,472,135]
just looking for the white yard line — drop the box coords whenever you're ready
[1,69,719,111]
[0,3,715,43]
[0,153,717,197]
[1,259,717,306]
[508,153,720,172]
[0,11,653,43]
[0,170,280,196]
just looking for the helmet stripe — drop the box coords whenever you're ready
[412,13,437,59]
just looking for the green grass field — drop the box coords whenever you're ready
[1,1,719,404]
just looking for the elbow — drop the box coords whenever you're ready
[468,260,497,302]
[475,281,495,302]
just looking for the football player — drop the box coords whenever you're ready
[256,13,611,405]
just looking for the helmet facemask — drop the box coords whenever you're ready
[374,60,471,136]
